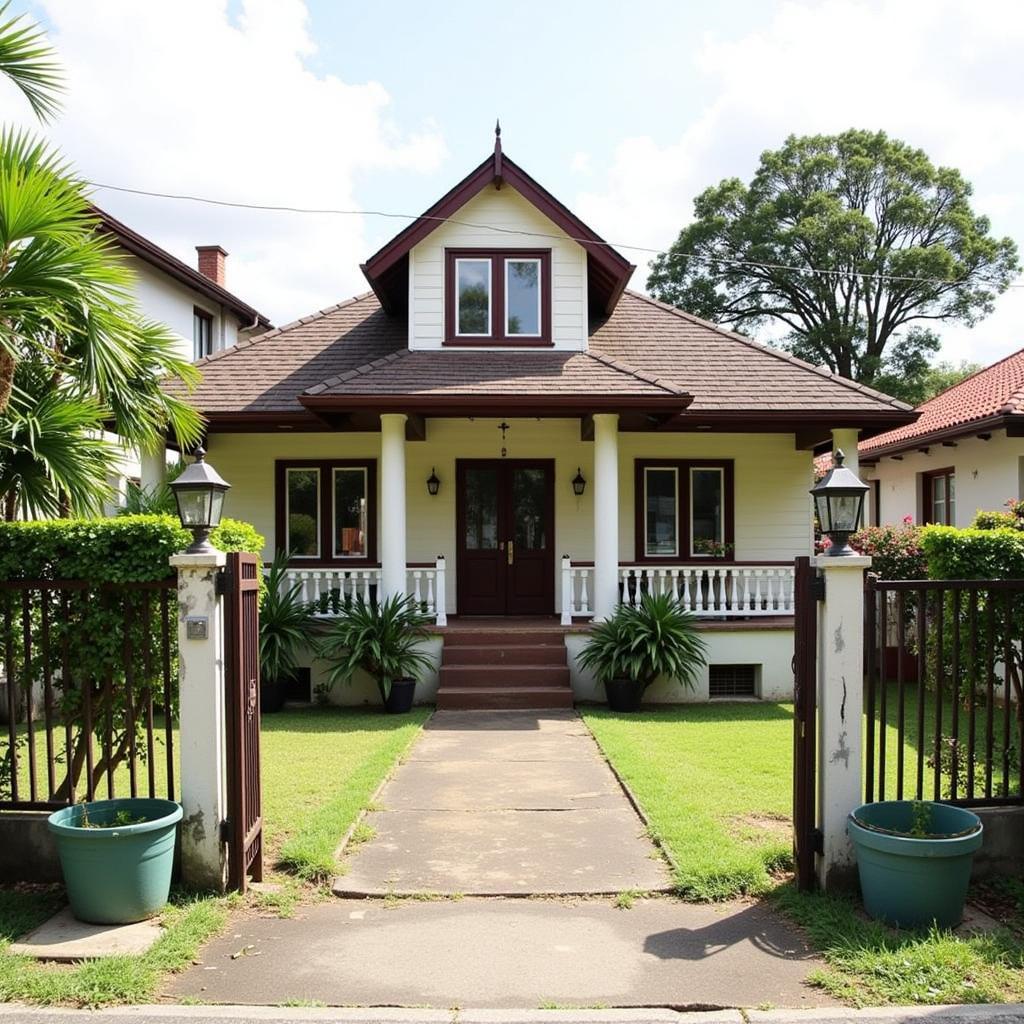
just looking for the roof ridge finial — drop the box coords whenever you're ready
[493,118,503,188]
[495,118,501,139]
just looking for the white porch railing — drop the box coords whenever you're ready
[282,556,447,626]
[561,556,795,624]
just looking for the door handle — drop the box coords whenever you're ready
[507,540,514,565]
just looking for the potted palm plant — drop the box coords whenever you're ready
[259,550,314,712]
[576,592,708,711]
[316,593,433,713]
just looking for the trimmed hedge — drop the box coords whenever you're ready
[921,525,1024,580]
[0,515,264,582]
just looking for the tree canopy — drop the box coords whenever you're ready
[647,130,1019,388]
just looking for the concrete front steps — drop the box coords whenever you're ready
[436,627,573,710]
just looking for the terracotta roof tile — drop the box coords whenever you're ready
[860,347,1024,456]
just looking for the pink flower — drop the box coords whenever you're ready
[902,515,914,525]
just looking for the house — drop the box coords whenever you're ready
[860,349,1024,527]
[161,130,915,707]
[95,207,270,510]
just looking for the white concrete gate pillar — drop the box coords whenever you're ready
[380,413,408,601]
[592,413,620,620]
[814,552,871,889]
[170,550,228,892]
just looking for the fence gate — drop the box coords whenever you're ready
[224,551,263,892]
[792,555,819,891]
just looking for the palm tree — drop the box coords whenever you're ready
[0,7,202,516]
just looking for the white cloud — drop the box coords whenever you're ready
[0,0,446,324]
[574,0,1024,365]
[569,150,592,175]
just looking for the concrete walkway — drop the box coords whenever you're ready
[335,710,671,896]
[166,896,832,1009]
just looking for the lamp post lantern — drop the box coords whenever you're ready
[170,447,230,554]
[809,448,869,556]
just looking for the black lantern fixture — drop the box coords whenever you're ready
[572,467,586,497]
[170,447,230,554]
[426,468,441,496]
[809,448,869,556]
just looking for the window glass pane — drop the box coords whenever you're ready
[287,469,319,557]
[947,474,956,524]
[691,468,724,554]
[931,475,946,524]
[193,311,211,360]
[506,259,540,336]
[513,468,546,550]
[457,259,490,335]
[333,468,367,558]
[645,468,677,556]
[465,468,498,549]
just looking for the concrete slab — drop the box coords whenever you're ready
[338,807,670,896]
[10,906,162,961]
[166,897,833,1010]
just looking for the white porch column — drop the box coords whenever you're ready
[140,446,168,493]
[830,428,859,477]
[814,552,871,890]
[380,413,408,601]
[593,413,620,619]
[170,550,228,892]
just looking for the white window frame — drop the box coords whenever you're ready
[193,308,213,360]
[643,466,679,558]
[286,466,321,559]
[331,466,369,559]
[504,257,542,337]
[455,257,492,337]
[689,466,725,557]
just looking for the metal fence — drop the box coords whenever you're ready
[0,577,178,810]
[864,576,1024,807]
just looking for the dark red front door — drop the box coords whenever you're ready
[456,459,555,615]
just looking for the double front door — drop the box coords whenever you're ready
[456,459,555,615]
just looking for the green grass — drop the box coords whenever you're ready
[263,706,430,880]
[0,888,234,1007]
[582,703,793,900]
[773,884,1024,1006]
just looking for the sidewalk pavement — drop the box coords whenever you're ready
[2,1000,1023,1022]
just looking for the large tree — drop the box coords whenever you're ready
[0,5,201,516]
[647,130,1019,386]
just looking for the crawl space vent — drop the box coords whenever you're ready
[709,664,756,698]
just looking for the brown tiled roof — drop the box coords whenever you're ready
[590,292,914,414]
[860,347,1024,457]
[171,288,916,426]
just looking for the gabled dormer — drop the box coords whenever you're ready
[360,125,635,352]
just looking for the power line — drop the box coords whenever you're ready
[85,178,1024,291]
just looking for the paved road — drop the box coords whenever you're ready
[335,710,670,896]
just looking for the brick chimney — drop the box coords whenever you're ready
[196,245,228,287]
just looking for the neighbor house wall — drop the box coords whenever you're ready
[408,184,588,351]
[208,424,814,615]
[863,430,1024,526]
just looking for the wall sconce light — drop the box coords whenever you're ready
[426,468,441,496]
[572,468,586,497]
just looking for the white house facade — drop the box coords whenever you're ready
[161,133,915,708]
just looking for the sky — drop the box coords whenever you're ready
[2,0,1023,368]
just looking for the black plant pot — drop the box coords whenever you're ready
[260,678,286,714]
[605,677,645,712]
[385,678,417,714]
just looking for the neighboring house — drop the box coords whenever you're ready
[162,132,914,707]
[860,349,1024,527]
[95,207,271,511]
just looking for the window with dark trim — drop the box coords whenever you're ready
[871,478,881,527]
[923,467,955,525]
[444,248,552,345]
[275,459,377,565]
[193,307,213,360]
[634,459,735,561]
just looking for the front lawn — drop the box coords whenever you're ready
[582,702,793,899]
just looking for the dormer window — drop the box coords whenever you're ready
[445,248,551,346]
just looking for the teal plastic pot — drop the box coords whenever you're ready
[848,801,983,929]
[47,798,182,924]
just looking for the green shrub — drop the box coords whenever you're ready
[851,518,927,579]
[921,525,1024,580]
[971,498,1024,532]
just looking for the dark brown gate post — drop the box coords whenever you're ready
[792,555,820,892]
[224,551,263,893]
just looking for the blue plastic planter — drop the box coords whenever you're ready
[848,801,983,929]
[48,798,182,925]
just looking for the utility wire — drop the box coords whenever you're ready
[85,179,1024,290]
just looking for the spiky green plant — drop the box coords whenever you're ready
[316,593,433,704]
[576,591,708,691]
[260,550,314,686]
[0,0,63,122]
